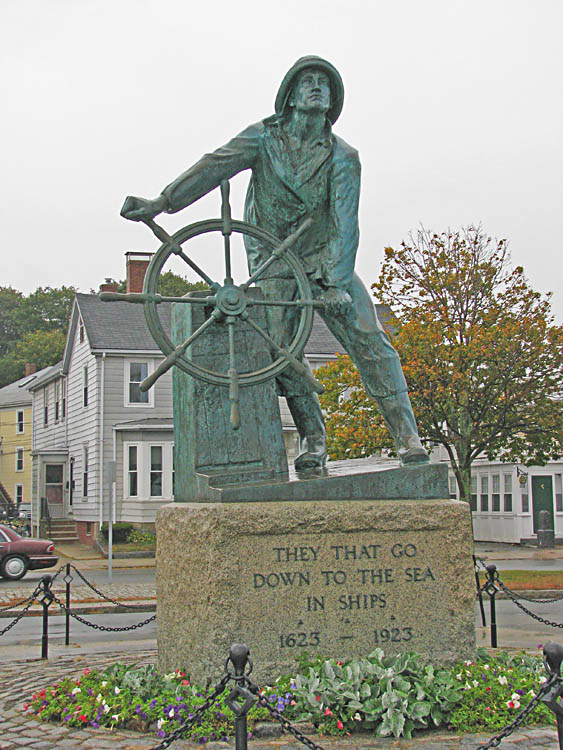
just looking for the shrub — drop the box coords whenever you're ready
[126,528,156,545]
[100,522,133,543]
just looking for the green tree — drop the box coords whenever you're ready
[0,287,24,356]
[316,226,563,502]
[17,286,76,335]
[0,329,67,387]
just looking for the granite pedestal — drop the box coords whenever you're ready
[156,475,475,683]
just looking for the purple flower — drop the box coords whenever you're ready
[157,730,166,738]
[135,704,142,714]
[150,699,156,708]
[90,720,99,728]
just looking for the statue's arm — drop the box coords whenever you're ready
[322,150,361,291]
[121,124,261,221]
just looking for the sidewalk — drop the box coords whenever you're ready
[0,650,559,750]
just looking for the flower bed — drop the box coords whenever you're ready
[25,647,555,743]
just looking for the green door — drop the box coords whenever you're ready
[531,476,554,533]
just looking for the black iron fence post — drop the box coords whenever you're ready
[484,564,499,648]
[473,554,487,627]
[224,644,257,750]
[65,563,71,645]
[39,575,54,659]
[542,642,563,750]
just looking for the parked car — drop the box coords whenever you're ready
[0,524,58,581]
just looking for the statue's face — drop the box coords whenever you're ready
[289,68,331,115]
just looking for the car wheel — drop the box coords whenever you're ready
[1,555,28,581]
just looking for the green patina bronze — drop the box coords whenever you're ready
[117,55,430,481]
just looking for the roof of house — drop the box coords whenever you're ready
[0,365,54,407]
[75,293,392,357]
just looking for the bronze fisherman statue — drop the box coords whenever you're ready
[122,55,429,470]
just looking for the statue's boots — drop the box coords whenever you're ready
[287,395,328,470]
[377,392,429,465]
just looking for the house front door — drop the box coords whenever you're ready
[532,476,554,533]
[45,464,65,519]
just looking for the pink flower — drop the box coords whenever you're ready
[23,703,29,711]
[315,695,321,702]
[337,720,344,730]
[83,668,90,676]
[324,708,332,716]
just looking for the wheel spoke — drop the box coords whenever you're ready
[240,218,312,290]
[100,291,217,306]
[242,313,324,394]
[246,298,322,309]
[140,310,221,392]
[227,318,240,430]
[143,218,220,290]
[221,180,233,284]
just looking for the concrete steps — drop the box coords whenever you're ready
[45,519,79,543]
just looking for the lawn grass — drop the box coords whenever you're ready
[478,569,563,590]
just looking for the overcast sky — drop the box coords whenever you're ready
[3,0,562,321]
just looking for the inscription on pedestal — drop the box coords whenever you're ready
[246,537,440,656]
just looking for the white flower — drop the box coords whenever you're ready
[71,687,81,695]
[528,689,536,697]
[483,664,490,670]
[157,718,166,729]
[101,681,108,688]
[464,682,472,690]
[168,708,175,718]
[96,694,103,703]
[540,676,547,684]
[507,699,520,709]
[511,693,521,701]
[498,676,508,685]
[112,714,120,721]
[102,704,110,714]
[473,680,479,687]
[464,660,472,666]
[163,672,176,681]
[114,686,120,695]
[354,713,361,721]
[456,672,463,680]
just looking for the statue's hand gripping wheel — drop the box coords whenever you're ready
[101,180,324,430]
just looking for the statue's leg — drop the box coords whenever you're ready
[259,278,327,470]
[318,274,428,465]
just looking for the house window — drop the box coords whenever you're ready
[43,387,49,426]
[556,474,562,513]
[55,380,60,421]
[480,476,489,512]
[448,476,457,499]
[16,448,24,472]
[15,484,23,504]
[86,522,92,536]
[79,320,85,343]
[128,362,150,405]
[470,475,477,512]
[504,474,513,512]
[16,410,24,434]
[492,474,500,511]
[128,446,138,497]
[150,446,163,497]
[83,366,88,407]
[83,445,88,497]
[62,378,66,419]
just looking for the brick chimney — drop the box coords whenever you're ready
[25,363,37,376]
[99,278,119,293]
[125,252,153,293]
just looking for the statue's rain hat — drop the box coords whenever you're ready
[275,55,344,124]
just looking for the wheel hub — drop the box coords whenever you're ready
[215,284,247,316]
[6,558,24,576]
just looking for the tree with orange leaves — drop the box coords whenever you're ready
[316,226,563,502]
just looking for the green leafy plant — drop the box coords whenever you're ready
[291,649,462,738]
[126,528,156,545]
